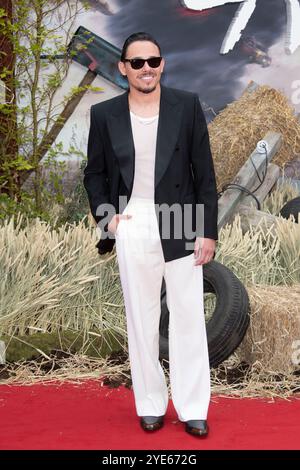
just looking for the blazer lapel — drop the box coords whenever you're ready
[107,91,135,193]
[155,85,184,189]
[107,84,184,193]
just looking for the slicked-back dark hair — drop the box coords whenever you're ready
[120,32,161,61]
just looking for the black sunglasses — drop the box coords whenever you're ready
[123,56,162,70]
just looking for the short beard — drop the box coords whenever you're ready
[136,84,156,94]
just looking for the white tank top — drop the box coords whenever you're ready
[129,111,159,200]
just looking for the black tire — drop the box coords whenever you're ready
[279,196,300,223]
[159,260,250,368]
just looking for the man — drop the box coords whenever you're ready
[83,32,218,437]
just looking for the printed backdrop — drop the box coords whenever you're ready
[82,0,300,116]
[44,0,300,175]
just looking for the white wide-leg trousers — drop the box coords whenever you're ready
[115,196,211,421]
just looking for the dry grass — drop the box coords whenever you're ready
[2,278,300,398]
[216,212,300,286]
[0,354,131,386]
[2,350,299,398]
[210,355,300,399]
[262,179,300,215]
[1,208,300,396]
[0,213,126,340]
[209,85,300,191]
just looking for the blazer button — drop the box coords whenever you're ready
[175,183,180,188]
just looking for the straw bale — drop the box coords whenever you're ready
[209,85,300,191]
[238,284,300,374]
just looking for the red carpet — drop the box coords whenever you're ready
[0,380,299,450]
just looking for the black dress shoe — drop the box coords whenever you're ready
[185,419,208,437]
[140,416,164,432]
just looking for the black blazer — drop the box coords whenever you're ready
[83,84,218,262]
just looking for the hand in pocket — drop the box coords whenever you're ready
[108,213,132,235]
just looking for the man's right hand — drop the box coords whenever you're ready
[108,213,132,235]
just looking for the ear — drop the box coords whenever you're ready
[118,60,126,77]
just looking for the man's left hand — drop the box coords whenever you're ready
[194,237,216,266]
